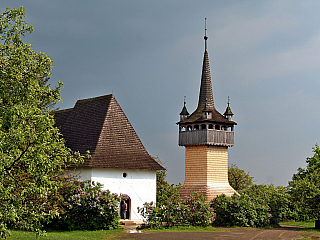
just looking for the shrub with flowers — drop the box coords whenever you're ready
[139,167,215,228]
[138,192,214,228]
[244,184,292,224]
[48,180,120,230]
[178,193,215,227]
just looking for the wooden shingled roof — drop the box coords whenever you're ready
[54,94,164,170]
[178,50,236,126]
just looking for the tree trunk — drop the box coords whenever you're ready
[315,220,320,229]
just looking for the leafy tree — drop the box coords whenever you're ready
[289,144,320,228]
[153,157,181,205]
[0,7,81,238]
[228,164,253,191]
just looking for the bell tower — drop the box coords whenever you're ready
[177,19,237,201]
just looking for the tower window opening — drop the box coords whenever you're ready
[180,126,186,132]
[215,125,220,130]
[194,125,199,130]
[201,124,206,130]
[208,124,213,129]
[123,172,127,178]
[187,125,192,131]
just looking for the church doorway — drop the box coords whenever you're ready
[120,195,131,220]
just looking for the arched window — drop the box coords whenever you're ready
[180,126,186,132]
[187,125,192,131]
[208,124,213,129]
[201,124,206,130]
[194,125,199,130]
[215,125,220,130]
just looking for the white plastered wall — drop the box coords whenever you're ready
[75,167,157,220]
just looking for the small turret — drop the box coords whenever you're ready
[224,96,234,121]
[179,97,189,121]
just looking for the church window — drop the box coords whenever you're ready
[123,172,127,178]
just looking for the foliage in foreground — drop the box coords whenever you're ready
[0,7,82,238]
[141,165,288,229]
[140,166,213,228]
[288,144,320,223]
[47,180,120,231]
[211,184,291,227]
[138,192,214,228]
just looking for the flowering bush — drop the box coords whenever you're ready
[137,201,162,228]
[244,184,292,224]
[49,180,120,230]
[138,192,214,228]
[178,193,215,227]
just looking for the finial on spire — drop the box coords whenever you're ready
[227,96,230,107]
[204,18,208,51]
[184,96,186,106]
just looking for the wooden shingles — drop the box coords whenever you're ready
[55,94,164,170]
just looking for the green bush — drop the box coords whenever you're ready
[244,185,292,224]
[211,184,291,227]
[211,193,272,227]
[48,180,120,230]
[138,192,214,228]
[178,193,215,227]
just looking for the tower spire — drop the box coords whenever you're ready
[197,18,214,111]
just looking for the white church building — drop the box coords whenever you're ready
[55,94,164,221]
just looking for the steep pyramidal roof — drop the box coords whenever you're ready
[178,31,236,126]
[197,50,214,111]
[55,94,164,170]
[180,100,189,116]
[179,49,235,125]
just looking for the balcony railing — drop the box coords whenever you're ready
[179,129,234,147]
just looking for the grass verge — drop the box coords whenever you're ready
[280,221,320,235]
[280,221,315,228]
[140,225,223,232]
[7,228,124,240]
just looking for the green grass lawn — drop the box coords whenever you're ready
[6,222,320,239]
[143,225,223,232]
[7,228,124,240]
[7,225,223,239]
[280,221,320,235]
[280,221,315,228]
